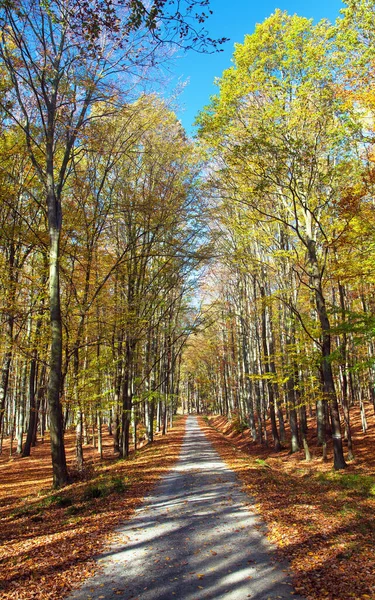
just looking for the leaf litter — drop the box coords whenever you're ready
[200,412,375,600]
[0,417,186,599]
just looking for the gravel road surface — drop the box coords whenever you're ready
[68,416,303,600]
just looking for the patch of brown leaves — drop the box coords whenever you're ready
[0,418,186,600]
[199,408,375,600]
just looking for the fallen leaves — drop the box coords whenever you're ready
[200,412,375,600]
[0,418,187,600]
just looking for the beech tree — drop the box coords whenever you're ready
[197,10,370,469]
[0,0,221,487]
[3,0,375,488]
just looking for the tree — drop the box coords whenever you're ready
[0,0,222,487]
[197,10,367,469]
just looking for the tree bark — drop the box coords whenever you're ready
[23,275,46,457]
[260,284,281,451]
[307,238,346,470]
[0,318,13,444]
[338,283,354,460]
[0,244,15,439]
[47,223,68,487]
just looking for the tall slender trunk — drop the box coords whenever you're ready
[113,333,123,453]
[260,284,281,451]
[241,319,256,439]
[253,280,263,444]
[23,270,47,457]
[34,364,47,446]
[338,283,354,460]
[121,340,133,458]
[316,398,327,442]
[307,238,346,470]
[270,321,285,444]
[148,400,155,442]
[47,220,68,487]
[287,375,300,453]
[97,411,103,458]
[23,348,38,457]
[16,360,27,454]
[96,305,103,458]
[0,244,15,439]
[0,316,13,443]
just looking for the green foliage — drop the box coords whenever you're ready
[316,472,375,497]
[82,485,104,500]
[231,413,247,434]
[82,475,129,501]
[9,492,73,520]
[9,506,35,519]
[110,475,128,493]
[48,494,73,508]
[65,504,84,516]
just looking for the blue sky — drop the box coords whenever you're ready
[171,0,345,133]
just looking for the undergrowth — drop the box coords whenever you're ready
[315,471,375,497]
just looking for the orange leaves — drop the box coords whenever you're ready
[0,418,187,600]
[200,414,375,600]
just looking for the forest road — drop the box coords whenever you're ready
[67,415,304,600]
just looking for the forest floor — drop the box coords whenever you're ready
[201,407,375,600]
[66,415,301,600]
[1,410,374,600]
[0,418,186,600]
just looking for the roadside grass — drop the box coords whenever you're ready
[315,471,375,497]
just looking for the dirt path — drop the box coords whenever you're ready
[68,416,303,600]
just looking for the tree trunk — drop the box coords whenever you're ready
[148,399,154,442]
[16,360,27,454]
[121,359,132,458]
[47,225,68,487]
[0,315,13,443]
[73,344,84,470]
[97,411,103,458]
[76,410,84,470]
[23,289,46,457]
[287,376,300,453]
[338,283,354,460]
[23,351,38,457]
[0,241,16,441]
[260,284,281,451]
[307,238,346,470]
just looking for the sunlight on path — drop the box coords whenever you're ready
[67,416,303,600]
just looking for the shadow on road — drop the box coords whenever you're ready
[68,416,304,600]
